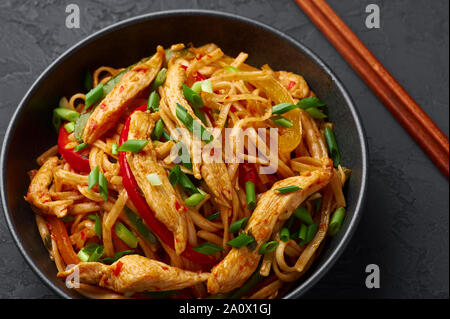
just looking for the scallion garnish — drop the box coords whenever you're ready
[296,96,325,110]
[53,108,80,123]
[182,83,204,109]
[152,68,167,90]
[245,181,256,211]
[146,173,162,186]
[147,91,160,112]
[328,207,345,236]
[74,143,88,152]
[275,185,302,194]
[193,242,224,255]
[206,211,221,221]
[305,223,319,243]
[271,115,294,128]
[298,224,307,243]
[169,165,198,194]
[74,111,91,142]
[230,265,261,299]
[115,222,138,248]
[98,171,108,201]
[88,166,99,190]
[306,107,327,119]
[258,241,279,255]
[191,79,213,94]
[118,139,149,153]
[152,118,164,140]
[84,71,93,92]
[280,228,290,242]
[293,206,313,225]
[228,217,250,234]
[64,121,75,133]
[77,243,104,262]
[314,197,323,214]
[185,193,205,207]
[87,214,102,239]
[84,83,104,110]
[227,233,255,248]
[324,126,341,167]
[111,143,118,155]
[175,103,213,142]
[124,206,158,245]
[272,103,297,115]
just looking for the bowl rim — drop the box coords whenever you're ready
[0,9,368,299]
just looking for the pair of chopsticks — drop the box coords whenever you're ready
[294,0,449,179]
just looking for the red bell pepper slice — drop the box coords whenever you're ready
[58,124,90,173]
[119,105,216,266]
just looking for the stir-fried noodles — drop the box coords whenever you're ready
[25,43,350,299]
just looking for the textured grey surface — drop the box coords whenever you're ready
[0,0,448,299]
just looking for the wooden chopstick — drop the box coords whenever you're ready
[294,0,449,178]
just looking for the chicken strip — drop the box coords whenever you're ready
[25,156,73,218]
[58,255,209,294]
[207,158,333,294]
[162,58,233,207]
[126,110,188,255]
[83,46,165,144]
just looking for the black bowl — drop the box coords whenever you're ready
[0,10,368,299]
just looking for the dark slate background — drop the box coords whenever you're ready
[0,0,448,299]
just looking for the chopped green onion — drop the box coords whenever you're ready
[206,211,221,221]
[147,91,160,112]
[275,185,302,194]
[146,173,162,186]
[124,206,158,245]
[118,139,149,153]
[193,242,224,255]
[169,165,198,194]
[272,103,297,115]
[101,250,134,265]
[271,115,294,128]
[290,230,299,240]
[84,71,93,92]
[64,122,75,133]
[77,243,104,262]
[143,290,179,299]
[225,66,241,73]
[74,111,91,143]
[176,104,212,142]
[84,83,104,110]
[293,206,313,225]
[152,119,164,141]
[115,222,138,248]
[74,143,88,152]
[191,80,213,94]
[88,166,99,190]
[182,83,204,109]
[305,223,319,243]
[162,129,172,142]
[227,233,255,248]
[280,228,290,242]
[88,214,102,239]
[111,143,118,155]
[306,107,327,119]
[185,193,205,207]
[258,241,279,255]
[245,181,256,211]
[284,215,296,230]
[228,217,250,234]
[324,126,341,167]
[193,106,208,126]
[53,108,80,123]
[98,171,108,201]
[168,165,181,186]
[297,97,325,109]
[328,207,346,236]
[103,69,127,96]
[52,111,62,132]
[298,224,308,243]
[152,68,167,90]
